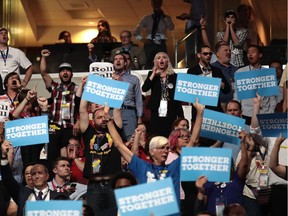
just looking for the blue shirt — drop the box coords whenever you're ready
[212,61,238,103]
[128,155,181,204]
[121,71,143,117]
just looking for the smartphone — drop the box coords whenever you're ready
[70,183,77,188]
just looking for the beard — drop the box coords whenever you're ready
[60,77,72,85]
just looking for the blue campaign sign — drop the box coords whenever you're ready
[114,177,179,216]
[5,116,49,147]
[82,74,129,108]
[200,109,245,145]
[257,113,287,137]
[235,68,278,100]
[180,147,232,182]
[174,73,221,106]
[25,200,82,215]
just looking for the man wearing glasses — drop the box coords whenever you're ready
[110,30,146,70]
[187,45,230,122]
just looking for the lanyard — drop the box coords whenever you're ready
[0,47,9,66]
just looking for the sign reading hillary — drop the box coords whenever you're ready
[82,74,129,108]
[114,177,179,216]
[25,200,82,216]
[181,147,232,182]
[5,116,48,147]
[90,62,114,79]
[200,109,245,145]
[175,73,221,106]
[257,113,287,137]
[235,68,278,100]
[0,100,10,122]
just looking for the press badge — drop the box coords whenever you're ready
[158,100,167,117]
[153,33,161,45]
[61,103,71,120]
[215,196,225,216]
[2,69,8,74]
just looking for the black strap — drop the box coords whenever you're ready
[0,47,9,66]
[151,13,161,39]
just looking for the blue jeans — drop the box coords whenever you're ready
[86,181,117,216]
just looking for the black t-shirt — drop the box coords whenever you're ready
[82,124,122,178]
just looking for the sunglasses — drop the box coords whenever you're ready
[201,52,213,56]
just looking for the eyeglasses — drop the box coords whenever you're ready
[178,134,191,139]
[156,146,170,151]
[201,52,213,56]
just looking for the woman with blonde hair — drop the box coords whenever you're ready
[142,52,184,137]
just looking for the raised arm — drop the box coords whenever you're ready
[269,134,287,180]
[199,17,211,47]
[22,66,33,88]
[237,131,250,180]
[187,99,204,147]
[105,104,133,163]
[40,49,53,89]
[250,92,261,129]
[79,98,90,134]
[12,88,36,118]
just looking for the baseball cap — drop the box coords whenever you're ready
[59,63,72,72]
[0,27,8,33]
[224,10,237,18]
[149,136,169,150]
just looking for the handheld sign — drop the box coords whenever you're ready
[5,116,49,147]
[257,113,287,137]
[181,147,232,182]
[235,68,278,100]
[200,109,245,145]
[114,177,179,216]
[89,62,114,79]
[175,73,221,106]
[25,200,82,216]
[82,74,129,108]
[0,100,10,122]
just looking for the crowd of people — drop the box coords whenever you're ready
[0,0,287,215]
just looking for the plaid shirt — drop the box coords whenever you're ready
[217,28,248,67]
[48,81,78,128]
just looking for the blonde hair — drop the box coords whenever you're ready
[149,136,169,150]
[153,52,175,75]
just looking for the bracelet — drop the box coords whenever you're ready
[25,97,30,102]
[23,80,28,84]
[201,27,206,30]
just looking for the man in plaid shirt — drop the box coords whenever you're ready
[40,49,79,170]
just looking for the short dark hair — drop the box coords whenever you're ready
[215,41,229,53]
[113,53,127,62]
[225,100,242,112]
[247,44,262,54]
[198,45,212,53]
[111,171,137,189]
[269,59,282,68]
[52,157,70,169]
[120,30,132,37]
[4,72,20,91]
